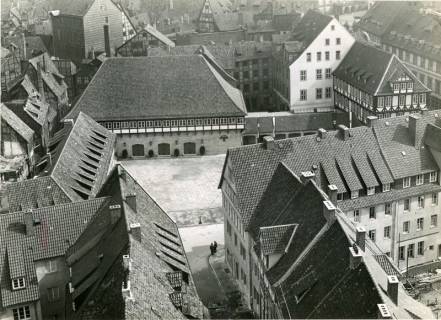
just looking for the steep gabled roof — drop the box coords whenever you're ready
[67,56,246,121]
[1,103,34,144]
[42,112,116,201]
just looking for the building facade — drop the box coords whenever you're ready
[355,2,441,109]
[66,56,247,158]
[220,111,441,313]
[333,41,431,125]
[273,10,355,113]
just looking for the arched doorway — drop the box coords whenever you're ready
[158,143,170,156]
[184,142,196,155]
[132,144,145,157]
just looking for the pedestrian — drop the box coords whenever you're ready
[210,243,214,255]
[213,241,218,253]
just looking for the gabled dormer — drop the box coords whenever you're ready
[389,70,414,94]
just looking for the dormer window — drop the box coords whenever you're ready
[382,183,391,192]
[12,277,26,290]
[407,82,413,90]
[400,83,406,91]
[403,177,411,188]
[367,187,375,195]
[393,83,399,91]
[430,171,438,182]
[351,190,359,199]
[337,193,343,201]
[420,94,426,104]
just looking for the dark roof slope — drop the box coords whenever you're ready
[67,56,246,121]
[275,221,382,319]
[333,41,392,95]
[290,10,332,54]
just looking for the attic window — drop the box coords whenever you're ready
[92,130,107,140]
[87,147,102,158]
[91,136,106,146]
[85,154,100,164]
[12,277,26,290]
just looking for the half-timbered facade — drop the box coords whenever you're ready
[66,55,247,158]
[333,42,431,124]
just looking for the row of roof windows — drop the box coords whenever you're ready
[102,117,245,130]
[306,50,341,62]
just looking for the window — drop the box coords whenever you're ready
[431,215,438,227]
[325,87,332,98]
[393,83,399,91]
[325,38,330,45]
[408,243,415,258]
[399,246,405,260]
[420,94,426,104]
[336,51,341,60]
[382,183,390,192]
[385,203,391,215]
[325,51,330,60]
[430,171,438,182]
[316,52,321,61]
[306,53,311,62]
[399,95,405,106]
[336,37,341,45]
[369,207,376,219]
[325,68,332,79]
[337,193,343,201]
[418,241,424,255]
[331,25,335,30]
[300,89,307,101]
[48,287,60,302]
[403,221,410,233]
[417,195,425,208]
[351,190,359,199]
[12,278,25,290]
[353,209,360,222]
[378,96,384,107]
[384,226,391,239]
[12,306,31,320]
[48,260,57,273]
[316,69,322,80]
[300,70,307,81]
[400,83,406,91]
[403,177,411,188]
[407,82,413,90]
[367,187,375,196]
[416,174,424,185]
[412,94,419,105]
[316,88,323,99]
[368,229,376,242]
[404,198,410,211]
[432,193,438,205]
[417,218,424,231]
[227,220,231,235]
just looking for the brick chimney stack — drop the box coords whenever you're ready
[109,204,121,224]
[130,223,141,242]
[338,124,349,140]
[24,209,34,236]
[263,136,275,150]
[327,185,338,205]
[317,128,327,139]
[408,114,425,149]
[387,275,399,305]
[377,304,392,319]
[125,194,137,213]
[323,200,336,223]
[366,116,378,128]
[356,226,366,252]
[300,171,315,184]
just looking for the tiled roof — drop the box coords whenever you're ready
[4,98,52,135]
[44,112,116,202]
[1,103,34,143]
[0,197,108,308]
[355,1,416,37]
[372,113,439,179]
[67,56,246,121]
[224,125,393,229]
[144,25,176,48]
[243,111,350,134]
[4,35,48,59]
[259,224,297,255]
[207,0,241,31]
[0,176,71,212]
[334,42,429,95]
[48,0,96,16]
[289,10,332,56]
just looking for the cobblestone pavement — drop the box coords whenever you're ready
[122,155,225,227]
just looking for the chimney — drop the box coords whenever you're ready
[129,223,141,242]
[125,194,136,212]
[122,254,131,270]
[119,167,126,180]
[323,200,336,223]
[327,185,338,205]
[387,275,399,305]
[263,136,275,150]
[349,244,363,269]
[408,114,424,149]
[338,124,349,140]
[109,204,121,224]
[122,280,132,300]
[366,116,378,128]
[317,128,327,139]
[355,226,366,252]
[300,171,315,184]
[63,118,74,130]
[24,209,34,236]
[377,304,392,319]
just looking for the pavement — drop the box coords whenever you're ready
[122,155,225,227]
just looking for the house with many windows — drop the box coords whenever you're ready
[219,111,441,314]
[355,1,441,108]
[196,0,241,33]
[273,10,355,112]
[66,56,247,158]
[333,41,431,125]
